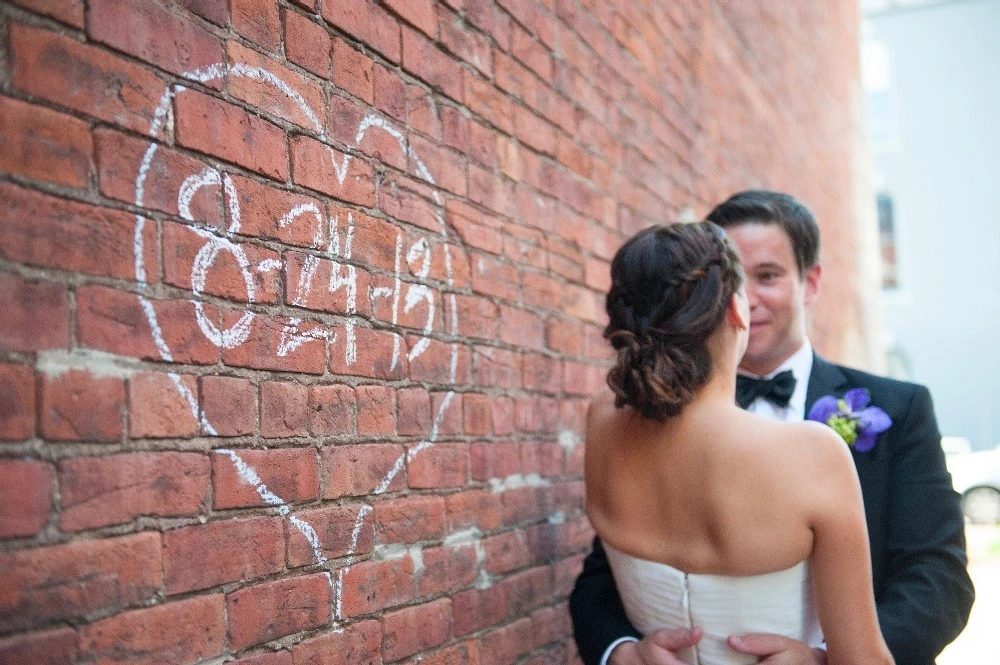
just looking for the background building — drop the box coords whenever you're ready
[864,0,1000,450]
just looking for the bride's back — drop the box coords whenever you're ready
[585,390,824,576]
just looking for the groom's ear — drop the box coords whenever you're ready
[803,263,822,306]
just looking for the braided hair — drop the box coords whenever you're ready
[604,221,744,421]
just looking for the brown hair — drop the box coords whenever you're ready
[604,221,744,421]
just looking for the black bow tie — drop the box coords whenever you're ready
[736,370,797,409]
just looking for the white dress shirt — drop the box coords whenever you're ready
[598,340,816,665]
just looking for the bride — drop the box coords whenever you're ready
[584,222,893,665]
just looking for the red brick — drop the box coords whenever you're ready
[0,532,161,632]
[357,385,396,435]
[0,459,51,537]
[470,442,520,482]
[0,95,92,188]
[321,443,405,499]
[8,0,84,27]
[528,603,572,650]
[322,0,401,64]
[220,311,327,374]
[228,174,325,247]
[290,135,375,206]
[382,597,451,661]
[0,182,156,280]
[95,129,222,226]
[0,274,67,354]
[440,11,492,77]
[492,395,516,436]
[427,390,461,436]
[521,353,562,394]
[453,586,508,637]
[227,573,332,649]
[285,10,332,78]
[232,652,293,665]
[408,336,471,385]
[511,22,553,80]
[374,495,444,543]
[291,619,381,665]
[401,28,463,103]
[40,369,124,442]
[418,543,478,596]
[463,74,514,134]
[477,618,533,665]
[416,640,480,665]
[201,375,256,436]
[283,251,372,317]
[471,251,519,301]
[339,557,414,617]
[129,371,199,438]
[498,565,552,617]
[309,383,356,436]
[346,209,402,273]
[77,286,219,365]
[374,63,407,122]
[0,364,34,442]
[286,503,374,566]
[502,485,551,525]
[333,38,375,104]
[545,317,584,355]
[499,305,544,349]
[0,626,78,665]
[9,23,163,133]
[407,83,443,139]
[446,489,503,533]
[521,441,563,478]
[178,0,228,26]
[261,380,309,438]
[213,447,318,508]
[164,516,284,594]
[385,0,437,38]
[162,221,281,305]
[80,595,225,665]
[175,89,287,179]
[408,442,469,489]
[473,346,520,390]
[227,41,324,130]
[466,0,511,48]
[463,393,491,436]
[483,529,530,575]
[87,0,224,80]
[523,271,563,311]
[396,387,430,436]
[231,0,282,52]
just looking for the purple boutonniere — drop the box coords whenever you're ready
[807,388,892,452]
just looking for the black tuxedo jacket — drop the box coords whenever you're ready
[569,355,974,665]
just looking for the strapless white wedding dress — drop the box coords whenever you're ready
[604,543,823,665]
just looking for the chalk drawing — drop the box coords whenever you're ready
[130,61,470,621]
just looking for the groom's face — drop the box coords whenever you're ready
[726,223,821,376]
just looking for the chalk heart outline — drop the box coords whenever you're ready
[132,62,462,621]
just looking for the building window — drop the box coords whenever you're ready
[877,192,899,289]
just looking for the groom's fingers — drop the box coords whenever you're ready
[635,628,703,665]
[648,627,703,652]
[728,634,826,665]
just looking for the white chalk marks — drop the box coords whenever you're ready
[132,63,462,612]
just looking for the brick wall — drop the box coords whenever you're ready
[0,1,864,663]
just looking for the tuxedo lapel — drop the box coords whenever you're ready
[805,354,882,483]
[804,354,849,416]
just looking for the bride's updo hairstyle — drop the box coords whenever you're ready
[604,221,743,421]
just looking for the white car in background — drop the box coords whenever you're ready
[943,437,1000,524]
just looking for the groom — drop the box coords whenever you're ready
[570,191,974,665]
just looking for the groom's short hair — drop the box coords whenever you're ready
[705,190,820,276]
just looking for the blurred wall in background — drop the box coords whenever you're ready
[864,0,1000,450]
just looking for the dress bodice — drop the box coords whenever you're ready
[604,543,823,665]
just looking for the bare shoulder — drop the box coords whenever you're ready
[772,420,858,484]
